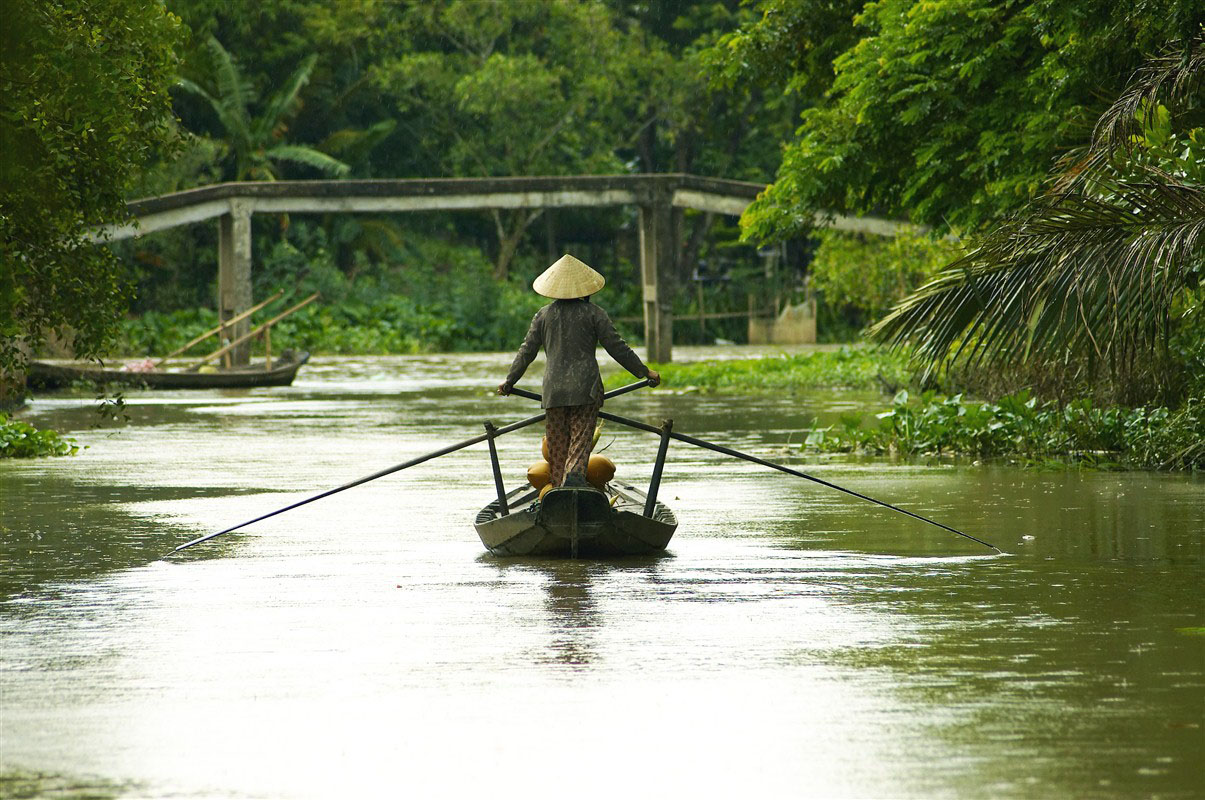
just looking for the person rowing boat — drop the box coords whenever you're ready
[497,254,661,489]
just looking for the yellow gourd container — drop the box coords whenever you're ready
[527,460,552,489]
[586,455,615,490]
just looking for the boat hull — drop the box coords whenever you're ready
[28,350,310,390]
[474,481,678,557]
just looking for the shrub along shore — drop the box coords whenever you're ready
[0,413,80,458]
[806,390,1205,472]
[610,350,1205,472]
[10,346,1201,470]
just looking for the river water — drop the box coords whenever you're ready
[2,350,1202,799]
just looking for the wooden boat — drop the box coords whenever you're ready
[474,478,678,557]
[28,349,310,390]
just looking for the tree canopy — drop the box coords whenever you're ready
[722,0,1205,241]
[870,33,1205,403]
[0,0,183,377]
[150,0,792,282]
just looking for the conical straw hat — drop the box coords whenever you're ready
[533,254,605,299]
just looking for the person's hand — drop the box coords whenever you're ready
[646,369,661,387]
[497,381,512,396]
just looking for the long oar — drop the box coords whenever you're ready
[507,377,650,404]
[507,379,646,450]
[172,410,547,553]
[513,375,992,550]
[595,409,999,552]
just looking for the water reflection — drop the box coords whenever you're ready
[3,352,1203,798]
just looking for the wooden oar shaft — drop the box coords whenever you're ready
[596,410,999,552]
[154,291,283,366]
[173,410,547,553]
[508,378,650,404]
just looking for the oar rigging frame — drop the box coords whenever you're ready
[172,376,997,554]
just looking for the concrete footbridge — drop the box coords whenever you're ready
[100,174,903,363]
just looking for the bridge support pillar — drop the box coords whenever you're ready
[638,196,674,363]
[218,201,253,367]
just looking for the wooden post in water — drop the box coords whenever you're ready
[484,421,509,517]
[638,190,674,363]
[218,200,253,367]
[644,419,673,517]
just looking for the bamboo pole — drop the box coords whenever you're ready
[160,291,284,365]
[188,293,319,370]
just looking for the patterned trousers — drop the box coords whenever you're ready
[544,403,600,487]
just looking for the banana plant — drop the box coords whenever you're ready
[177,37,350,181]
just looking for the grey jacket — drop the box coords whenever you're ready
[505,299,649,408]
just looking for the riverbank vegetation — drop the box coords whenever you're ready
[0,414,80,458]
[604,347,912,394]
[1,0,181,391]
[804,391,1205,471]
[7,1,1203,470]
[721,4,1204,469]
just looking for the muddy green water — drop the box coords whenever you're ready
[2,350,1202,799]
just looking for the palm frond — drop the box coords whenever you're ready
[870,181,1205,373]
[319,120,398,163]
[175,77,218,110]
[254,54,318,145]
[203,37,252,146]
[1093,31,1205,156]
[176,76,246,158]
[874,33,1205,402]
[265,145,350,176]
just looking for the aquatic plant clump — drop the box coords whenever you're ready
[0,414,80,458]
[605,347,912,393]
[805,391,1205,471]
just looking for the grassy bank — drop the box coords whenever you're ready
[605,347,912,393]
[805,391,1205,471]
[608,350,1203,471]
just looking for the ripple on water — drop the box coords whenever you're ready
[3,352,1203,798]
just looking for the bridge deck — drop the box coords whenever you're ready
[98,174,904,364]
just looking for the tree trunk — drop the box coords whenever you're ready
[637,109,657,173]
[1,340,30,412]
[681,212,714,280]
[491,208,544,281]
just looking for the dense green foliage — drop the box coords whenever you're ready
[120,285,546,356]
[148,0,791,284]
[177,37,350,181]
[809,228,963,336]
[805,390,1205,471]
[603,347,911,393]
[0,414,80,458]
[725,0,1205,239]
[870,34,1205,405]
[118,237,585,355]
[0,0,183,377]
[369,2,637,277]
